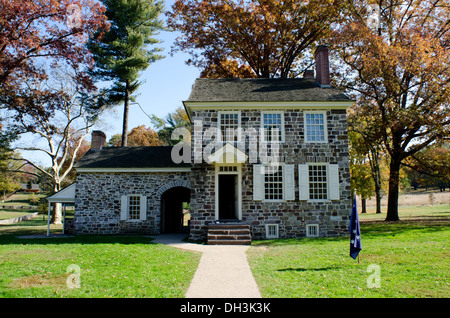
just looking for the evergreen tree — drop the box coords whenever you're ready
[88,0,165,146]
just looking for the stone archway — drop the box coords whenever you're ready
[158,181,191,234]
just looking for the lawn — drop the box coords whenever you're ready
[0,202,448,298]
[0,220,201,298]
[247,218,449,298]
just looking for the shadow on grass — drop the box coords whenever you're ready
[277,266,337,272]
[0,219,160,246]
[251,218,450,248]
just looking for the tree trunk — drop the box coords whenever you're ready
[121,80,130,147]
[50,183,62,224]
[385,157,401,221]
[51,202,62,224]
[361,198,366,213]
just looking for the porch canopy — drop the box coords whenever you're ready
[45,183,75,236]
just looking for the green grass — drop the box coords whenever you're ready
[359,204,450,221]
[0,220,201,298]
[247,219,449,298]
[0,209,36,220]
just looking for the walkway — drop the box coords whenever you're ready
[151,234,262,298]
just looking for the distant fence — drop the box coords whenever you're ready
[0,205,38,210]
[0,212,39,225]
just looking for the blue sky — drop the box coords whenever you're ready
[16,0,200,167]
[99,0,200,139]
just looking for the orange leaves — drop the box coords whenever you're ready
[167,0,345,78]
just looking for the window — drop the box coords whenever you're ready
[298,163,340,201]
[309,164,328,200]
[253,164,295,201]
[262,112,284,142]
[219,111,240,142]
[306,224,319,237]
[264,165,283,200]
[128,195,141,220]
[265,224,279,239]
[121,194,147,221]
[305,111,327,142]
[219,166,237,172]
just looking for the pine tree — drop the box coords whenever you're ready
[88,0,165,146]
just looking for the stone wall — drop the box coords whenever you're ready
[74,172,190,235]
[189,108,351,241]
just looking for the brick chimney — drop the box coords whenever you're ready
[314,45,331,88]
[91,131,106,150]
[303,69,315,78]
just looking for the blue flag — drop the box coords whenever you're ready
[349,197,362,259]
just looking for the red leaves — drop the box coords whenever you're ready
[167,0,343,78]
[0,0,108,119]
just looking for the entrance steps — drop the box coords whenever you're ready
[207,223,251,245]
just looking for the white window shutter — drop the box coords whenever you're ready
[283,164,295,200]
[298,164,309,200]
[120,195,128,220]
[253,164,264,201]
[140,196,147,220]
[328,164,340,200]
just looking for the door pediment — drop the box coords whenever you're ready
[207,143,248,164]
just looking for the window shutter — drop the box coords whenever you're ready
[328,164,340,200]
[140,196,147,220]
[298,164,309,200]
[283,164,295,200]
[253,164,264,201]
[120,195,128,220]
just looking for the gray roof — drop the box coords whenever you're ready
[75,146,190,169]
[185,78,351,103]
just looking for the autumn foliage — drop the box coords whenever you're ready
[167,0,345,78]
[332,0,450,220]
[0,0,108,120]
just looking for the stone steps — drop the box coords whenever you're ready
[207,223,251,245]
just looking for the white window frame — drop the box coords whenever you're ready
[308,163,329,201]
[263,164,284,201]
[304,111,328,143]
[298,163,340,202]
[265,224,280,239]
[218,111,241,142]
[253,164,295,202]
[261,111,285,142]
[306,224,319,237]
[121,194,147,221]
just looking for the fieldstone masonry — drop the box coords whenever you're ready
[188,108,351,241]
[74,172,190,235]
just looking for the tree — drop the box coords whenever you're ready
[6,67,97,223]
[404,143,450,190]
[150,107,191,146]
[0,130,20,200]
[331,0,450,221]
[349,131,376,213]
[348,104,384,213]
[107,125,162,147]
[88,0,165,147]
[167,0,345,78]
[0,0,108,120]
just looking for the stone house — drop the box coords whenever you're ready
[72,46,354,243]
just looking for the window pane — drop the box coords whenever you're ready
[308,165,327,200]
[128,196,141,220]
[305,113,325,142]
[264,165,283,200]
[263,113,282,142]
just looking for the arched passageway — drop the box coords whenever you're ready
[160,186,190,234]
